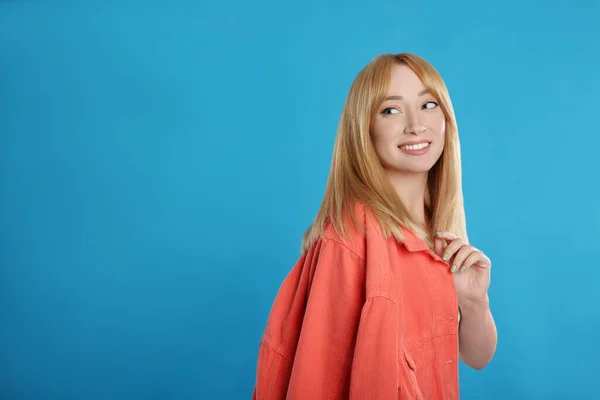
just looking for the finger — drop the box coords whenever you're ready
[468,250,491,270]
[433,231,456,258]
[460,250,485,272]
[441,237,464,264]
[433,235,446,258]
[435,231,458,243]
[452,245,478,273]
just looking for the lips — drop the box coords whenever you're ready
[398,140,431,150]
[398,140,432,156]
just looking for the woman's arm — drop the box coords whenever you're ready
[434,232,497,370]
[458,295,497,370]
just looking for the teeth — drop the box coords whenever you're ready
[400,142,430,150]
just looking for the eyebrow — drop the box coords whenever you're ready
[385,89,430,101]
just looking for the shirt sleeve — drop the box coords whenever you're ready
[253,238,402,399]
[349,295,400,399]
[285,239,367,399]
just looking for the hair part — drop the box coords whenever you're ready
[301,53,467,252]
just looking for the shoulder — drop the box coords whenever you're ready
[316,202,401,300]
[320,202,387,260]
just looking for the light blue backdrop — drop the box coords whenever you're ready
[1,1,598,399]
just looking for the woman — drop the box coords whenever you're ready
[252,53,497,399]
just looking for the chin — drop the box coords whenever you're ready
[400,166,435,174]
[384,165,432,176]
[393,159,439,175]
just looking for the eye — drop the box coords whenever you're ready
[381,107,401,115]
[422,101,439,110]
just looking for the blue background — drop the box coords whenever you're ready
[1,1,599,399]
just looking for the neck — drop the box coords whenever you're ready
[386,170,430,229]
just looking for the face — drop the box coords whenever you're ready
[370,64,446,176]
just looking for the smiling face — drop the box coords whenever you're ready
[370,63,446,176]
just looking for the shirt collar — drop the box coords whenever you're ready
[398,226,448,264]
[398,225,431,252]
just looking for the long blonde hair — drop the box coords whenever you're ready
[301,53,467,252]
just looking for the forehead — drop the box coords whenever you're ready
[387,64,426,94]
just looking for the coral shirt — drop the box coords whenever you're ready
[252,205,460,399]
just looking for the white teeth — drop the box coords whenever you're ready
[400,142,430,150]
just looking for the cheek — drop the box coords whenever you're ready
[428,114,446,143]
[370,123,396,149]
[369,125,399,166]
[370,133,387,160]
[438,120,446,145]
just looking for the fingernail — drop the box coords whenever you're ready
[451,265,457,273]
[442,253,449,261]
[436,232,443,235]
[460,266,466,272]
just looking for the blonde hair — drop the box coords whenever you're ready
[301,53,467,252]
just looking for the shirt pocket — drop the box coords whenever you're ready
[399,340,436,399]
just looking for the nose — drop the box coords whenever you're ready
[405,124,426,135]
[404,112,426,135]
